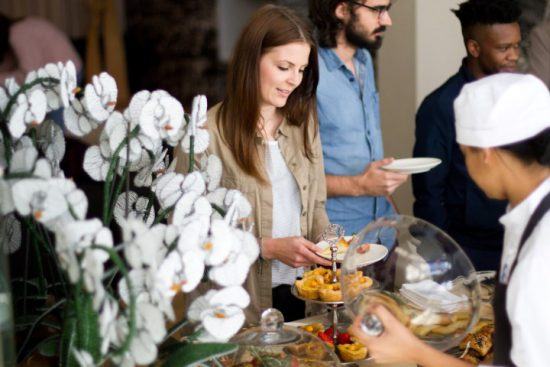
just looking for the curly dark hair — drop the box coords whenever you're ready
[452,0,521,33]
[308,0,347,48]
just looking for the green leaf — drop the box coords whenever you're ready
[59,313,77,367]
[38,335,60,357]
[74,292,100,362]
[162,343,238,367]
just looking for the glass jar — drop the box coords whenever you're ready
[231,309,340,366]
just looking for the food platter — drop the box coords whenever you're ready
[316,237,388,265]
[291,284,344,305]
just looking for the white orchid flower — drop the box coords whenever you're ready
[0,180,15,216]
[114,191,155,226]
[36,120,65,167]
[84,72,117,122]
[99,298,120,355]
[53,178,88,222]
[54,219,112,284]
[181,95,209,154]
[81,248,106,309]
[103,111,142,165]
[172,192,212,228]
[59,60,79,107]
[0,214,21,254]
[64,99,100,137]
[29,62,65,111]
[236,229,260,266]
[12,179,67,223]
[8,90,47,139]
[134,148,168,188]
[5,77,19,95]
[122,219,164,269]
[175,218,210,255]
[224,189,252,221]
[83,145,110,181]
[9,143,38,174]
[0,86,9,111]
[157,250,205,297]
[73,349,94,367]
[112,302,165,366]
[139,94,184,141]
[188,286,250,342]
[201,219,240,267]
[182,171,206,195]
[200,155,222,192]
[152,172,184,209]
[118,266,174,321]
[209,252,251,287]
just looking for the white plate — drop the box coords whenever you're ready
[316,236,388,266]
[381,158,441,174]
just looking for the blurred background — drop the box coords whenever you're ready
[1,0,548,214]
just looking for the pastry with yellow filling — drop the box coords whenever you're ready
[318,283,342,302]
[337,343,368,362]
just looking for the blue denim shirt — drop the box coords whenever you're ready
[317,47,393,236]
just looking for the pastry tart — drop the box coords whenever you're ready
[337,343,367,361]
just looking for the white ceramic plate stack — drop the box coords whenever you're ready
[381,157,442,174]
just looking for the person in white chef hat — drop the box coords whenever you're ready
[347,73,550,367]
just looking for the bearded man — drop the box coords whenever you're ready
[309,0,408,238]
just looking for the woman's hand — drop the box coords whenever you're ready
[262,236,332,268]
[348,304,473,367]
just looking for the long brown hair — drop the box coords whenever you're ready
[217,4,319,181]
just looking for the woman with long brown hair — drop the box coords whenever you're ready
[177,4,332,323]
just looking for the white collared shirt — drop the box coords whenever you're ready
[497,177,550,367]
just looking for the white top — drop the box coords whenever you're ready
[265,140,303,287]
[497,177,550,367]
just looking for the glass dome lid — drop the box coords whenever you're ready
[231,309,340,366]
[341,215,482,351]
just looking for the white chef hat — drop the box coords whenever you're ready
[454,73,550,148]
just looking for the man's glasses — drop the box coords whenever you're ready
[348,1,392,19]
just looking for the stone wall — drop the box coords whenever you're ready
[125,0,225,110]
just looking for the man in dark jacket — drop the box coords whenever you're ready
[413,0,521,270]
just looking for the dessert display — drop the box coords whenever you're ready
[300,323,369,362]
[341,215,482,351]
[231,309,340,367]
[294,268,373,303]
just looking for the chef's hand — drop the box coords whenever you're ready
[261,236,332,268]
[348,304,474,367]
[354,158,409,196]
[348,304,422,364]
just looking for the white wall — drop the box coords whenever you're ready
[379,0,465,215]
[416,0,465,107]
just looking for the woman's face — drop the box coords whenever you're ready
[258,41,311,109]
[461,145,506,200]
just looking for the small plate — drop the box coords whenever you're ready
[381,157,442,174]
[316,237,388,266]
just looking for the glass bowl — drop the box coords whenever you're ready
[341,215,481,351]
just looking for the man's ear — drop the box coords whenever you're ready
[466,39,481,58]
[335,1,351,22]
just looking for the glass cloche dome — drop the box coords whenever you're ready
[341,215,481,351]
[231,309,340,366]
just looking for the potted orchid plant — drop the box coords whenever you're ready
[0,61,258,366]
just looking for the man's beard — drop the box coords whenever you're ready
[344,12,386,50]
